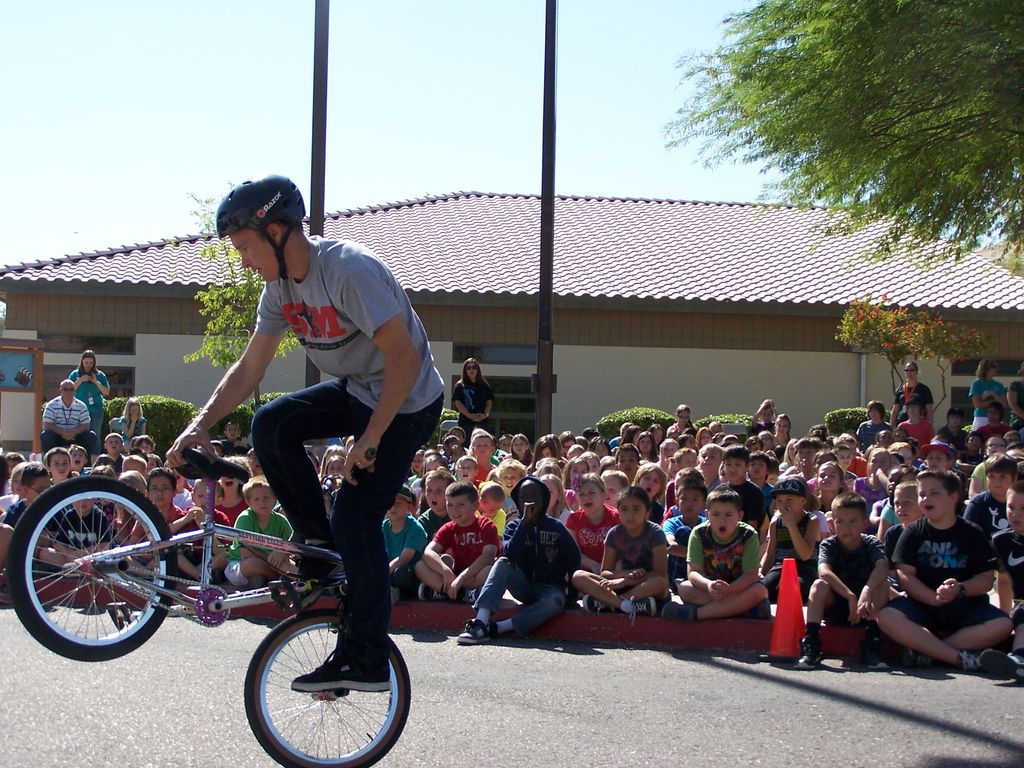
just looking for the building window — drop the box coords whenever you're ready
[43,365,136,400]
[38,334,135,355]
[950,359,1020,377]
[453,345,537,366]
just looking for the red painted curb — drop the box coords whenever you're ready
[228,596,870,658]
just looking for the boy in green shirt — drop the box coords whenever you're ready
[221,476,296,589]
[662,487,768,621]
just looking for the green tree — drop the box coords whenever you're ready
[182,194,297,398]
[668,1,1024,261]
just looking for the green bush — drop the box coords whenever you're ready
[595,407,676,440]
[693,413,753,430]
[428,408,460,447]
[104,395,198,455]
[824,407,889,437]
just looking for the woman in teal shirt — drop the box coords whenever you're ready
[69,349,109,440]
[968,358,1008,431]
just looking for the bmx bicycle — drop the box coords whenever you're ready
[6,448,409,768]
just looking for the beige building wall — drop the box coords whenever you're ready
[2,289,1021,446]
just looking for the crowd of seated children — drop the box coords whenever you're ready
[7,383,1024,680]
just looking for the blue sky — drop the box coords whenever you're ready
[0,0,770,266]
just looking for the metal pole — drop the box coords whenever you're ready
[306,0,330,388]
[535,0,557,437]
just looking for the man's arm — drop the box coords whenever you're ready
[167,331,282,462]
[342,314,422,481]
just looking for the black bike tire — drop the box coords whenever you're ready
[243,609,411,768]
[7,476,176,661]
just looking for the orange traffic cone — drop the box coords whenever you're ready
[768,558,805,659]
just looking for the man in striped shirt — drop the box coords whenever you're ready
[41,379,98,456]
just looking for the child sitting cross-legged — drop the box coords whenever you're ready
[415,481,499,603]
[795,493,892,670]
[662,487,768,622]
[662,470,708,584]
[761,476,822,602]
[977,480,1024,680]
[877,469,1012,671]
[213,476,296,590]
[456,476,581,644]
[383,485,428,603]
[571,486,669,619]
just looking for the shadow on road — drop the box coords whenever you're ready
[687,653,1023,759]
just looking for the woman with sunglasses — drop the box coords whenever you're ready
[452,358,494,445]
[890,360,935,430]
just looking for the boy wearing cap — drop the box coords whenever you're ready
[920,441,955,473]
[964,454,1016,538]
[761,476,822,602]
[383,485,428,602]
[457,476,581,644]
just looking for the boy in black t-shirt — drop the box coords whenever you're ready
[722,445,768,538]
[797,494,891,670]
[877,470,1012,671]
[963,454,1015,538]
[979,481,1024,680]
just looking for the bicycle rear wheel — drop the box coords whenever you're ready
[244,609,410,768]
[7,476,177,661]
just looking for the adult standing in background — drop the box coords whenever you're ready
[69,350,109,439]
[452,358,493,444]
[890,360,934,430]
[969,358,1008,431]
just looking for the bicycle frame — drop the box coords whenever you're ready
[77,471,343,617]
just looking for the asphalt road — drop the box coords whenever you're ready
[0,608,1021,768]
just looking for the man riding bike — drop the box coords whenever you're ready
[168,175,443,692]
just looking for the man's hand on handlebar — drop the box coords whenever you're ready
[341,437,379,486]
[166,423,216,468]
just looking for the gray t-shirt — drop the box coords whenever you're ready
[255,238,444,412]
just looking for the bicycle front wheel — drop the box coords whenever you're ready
[244,609,411,768]
[7,476,177,661]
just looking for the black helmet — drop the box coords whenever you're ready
[216,175,306,280]
[215,175,306,238]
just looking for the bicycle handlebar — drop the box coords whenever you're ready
[179,447,252,484]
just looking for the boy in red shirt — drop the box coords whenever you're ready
[415,481,499,602]
[898,402,934,448]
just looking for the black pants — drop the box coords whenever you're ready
[250,379,441,668]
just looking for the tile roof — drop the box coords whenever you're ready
[1,192,1020,312]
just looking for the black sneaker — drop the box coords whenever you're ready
[461,588,479,605]
[581,595,606,614]
[979,649,1024,681]
[296,555,343,583]
[629,597,657,617]
[900,646,933,669]
[456,618,493,645]
[795,636,822,670]
[860,637,889,670]
[417,583,448,601]
[291,650,390,693]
